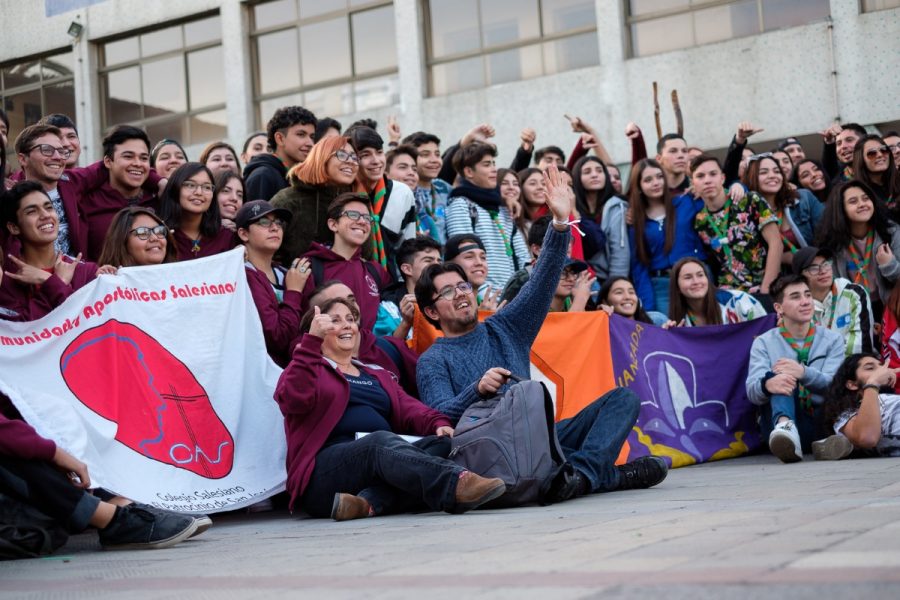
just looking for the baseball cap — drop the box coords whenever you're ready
[444,233,486,262]
[234,200,292,230]
[778,137,803,151]
[792,246,832,275]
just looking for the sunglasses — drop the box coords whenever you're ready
[129,225,169,240]
[865,145,890,159]
[747,152,774,163]
[340,210,373,223]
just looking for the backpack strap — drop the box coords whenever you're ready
[309,256,325,289]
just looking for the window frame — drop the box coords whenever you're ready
[96,10,226,143]
[0,48,77,125]
[248,0,399,124]
[422,0,599,97]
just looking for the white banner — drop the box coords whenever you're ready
[0,248,287,513]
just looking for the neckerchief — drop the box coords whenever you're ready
[846,230,875,289]
[779,322,816,414]
[368,177,387,268]
[776,210,798,254]
[814,283,839,329]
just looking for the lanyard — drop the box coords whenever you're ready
[488,211,513,257]
[816,283,838,329]
[847,231,875,289]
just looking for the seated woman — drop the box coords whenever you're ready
[667,257,766,327]
[0,181,101,320]
[815,179,900,315]
[236,199,308,367]
[158,163,237,261]
[199,141,242,179]
[274,298,506,520]
[214,170,245,231]
[550,259,596,313]
[823,353,900,458]
[300,193,390,332]
[597,276,661,325]
[97,206,176,267]
[271,135,359,261]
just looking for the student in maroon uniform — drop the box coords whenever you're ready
[150,138,188,179]
[97,206,177,268]
[157,163,237,261]
[215,170,245,231]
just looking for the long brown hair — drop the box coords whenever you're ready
[852,134,900,205]
[629,158,675,266]
[742,155,797,212]
[289,136,351,185]
[98,206,177,267]
[668,257,722,325]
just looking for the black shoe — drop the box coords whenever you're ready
[616,456,668,491]
[130,502,212,538]
[543,465,591,504]
[99,505,198,550]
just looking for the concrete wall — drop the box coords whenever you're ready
[1,0,898,166]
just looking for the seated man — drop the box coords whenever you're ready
[791,246,875,356]
[375,235,442,338]
[416,166,667,502]
[822,353,900,459]
[0,395,205,555]
[746,274,845,463]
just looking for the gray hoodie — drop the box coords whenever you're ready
[588,195,630,281]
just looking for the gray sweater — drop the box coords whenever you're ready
[417,224,569,423]
[745,326,845,407]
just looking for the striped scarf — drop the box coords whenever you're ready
[369,177,387,268]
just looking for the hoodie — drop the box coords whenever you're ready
[244,153,289,202]
[300,242,390,331]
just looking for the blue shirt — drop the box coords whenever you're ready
[327,370,393,444]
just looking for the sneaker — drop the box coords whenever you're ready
[330,493,373,521]
[453,471,507,513]
[616,456,668,491]
[99,504,198,550]
[812,434,853,461]
[769,420,803,463]
[543,465,591,504]
[130,502,212,538]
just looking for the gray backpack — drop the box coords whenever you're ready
[449,380,566,507]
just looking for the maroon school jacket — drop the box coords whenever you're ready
[0,254,98,321]
[172,228,238,261]
[245,264,303,367]
[274,334,451,511]
[0,393,56,461]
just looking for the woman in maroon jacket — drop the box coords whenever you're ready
[275,298,505,521]
[157,162,236,261]
[236,199,310,367]
[0,181,104,321]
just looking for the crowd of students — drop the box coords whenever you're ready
[2,102,900,558]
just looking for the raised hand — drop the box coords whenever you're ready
[520,128,536,152]
[735,121,764,145]
[461,123,496,146]
[285,257,312,292]
[624,122,641,140]
[5,255,52,285]
[54,252,81,285]
[309,305,336,339]
[542,164,571,223]
[387,115,402,145]
[821,123,842,144]
[565,114,592,134]
[479,285,502,311]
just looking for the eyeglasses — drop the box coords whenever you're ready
[865,146,890,159]
[804,260,832,275]
[333,149,359,164]
[129,225,169,240]
[747,152,773,163]
[340,210,373,223]
[28,144,72,159]
[431,281,473,305]
[183,181,214,194]
[251,216,285,229]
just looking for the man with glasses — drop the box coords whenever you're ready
[38,114,81,168]
[792,246,875,356]
[415,166,667,504]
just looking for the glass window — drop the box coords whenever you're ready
[251,1,399,121]
[627,0,830,57]
[425,0,598,96]
[861,0,900,11]
[0,50,77,148]
[98,14,225,148]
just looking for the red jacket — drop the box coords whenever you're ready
[0,254,98,321]
[300,243,390,332]
[245,264,303,367]
[274,334,451,511]
[172,228,238,261]
[0,393,57,461]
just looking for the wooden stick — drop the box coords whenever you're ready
[671,89,684,137]
[653,82,662,140]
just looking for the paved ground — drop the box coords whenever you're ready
[3,455,900,599]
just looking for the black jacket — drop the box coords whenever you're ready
[243,154,289,202]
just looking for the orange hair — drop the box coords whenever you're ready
[288,135,350,185]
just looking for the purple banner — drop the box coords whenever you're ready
[609,314,777,467]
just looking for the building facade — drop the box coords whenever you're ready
[2,0,898,168]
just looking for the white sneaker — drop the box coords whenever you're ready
[769,420,803,463]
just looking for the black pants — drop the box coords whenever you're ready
[301,432,460,518]
[0,456,99,532]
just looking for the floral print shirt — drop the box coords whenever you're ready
[694,192,778,291]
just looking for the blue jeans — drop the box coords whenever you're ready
[651,276,670,316]
[761,394,818,453]
[301,432,461,517]
[555,387,641,492]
